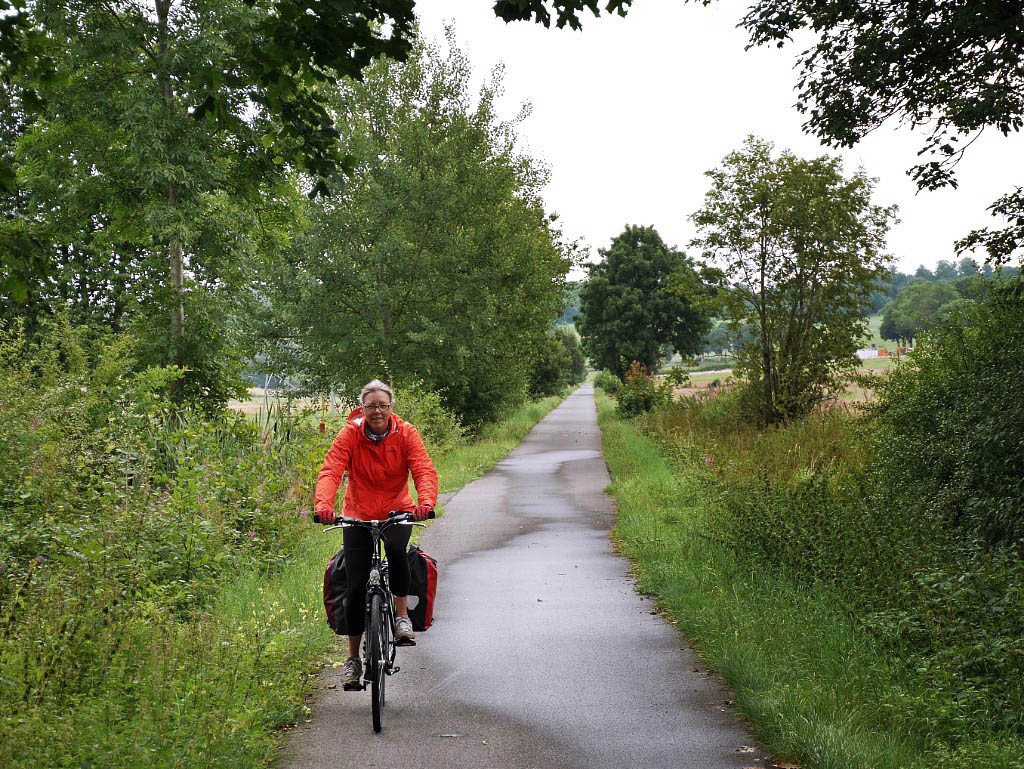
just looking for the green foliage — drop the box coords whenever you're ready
[257,34,573,425]
[594,369,621,395]
[599,393,1024,769]
[493,0,631,29]
[700,319,754,357]
[3,0,414,410]
[879,279,960,345]
[392,380,466,456]
[692,136,895,424]
[0,325,568,768]
[615,360,671,417]
[734,1,1024,265]
[0,319,329,731]
[558,281,582,324]
[578,224,709,376]
[528,326,585,397]
[505,2,1024,266]
[872,290,1024,545]
[641,386,1024,753]
[558,325,587,384]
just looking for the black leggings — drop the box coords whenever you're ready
[343,524,412,636]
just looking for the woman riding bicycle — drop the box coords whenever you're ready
[314,379,438,690]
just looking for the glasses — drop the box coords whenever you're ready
[363,403,392,412]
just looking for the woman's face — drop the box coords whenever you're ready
[362,391,392,433]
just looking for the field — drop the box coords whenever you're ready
[670,353,903,403]
[859,312,886,348]
[228,388,322,415]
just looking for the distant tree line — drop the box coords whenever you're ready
[877,260,1019,347]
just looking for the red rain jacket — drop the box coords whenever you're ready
[314,408,439,521]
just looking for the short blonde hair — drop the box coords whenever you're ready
[360,379,394,406]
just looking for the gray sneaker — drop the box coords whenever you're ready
[342,656,363,690]
[395,615,416,645]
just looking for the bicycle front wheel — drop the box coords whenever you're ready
[369,592,389,732]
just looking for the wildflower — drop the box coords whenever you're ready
[32,555,44,565]
[248,530,257,538]
[704,456,714,466]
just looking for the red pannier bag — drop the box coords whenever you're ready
[406,544,438,631]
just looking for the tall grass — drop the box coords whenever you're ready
[601,388,1024,769]
[599,392,926,769]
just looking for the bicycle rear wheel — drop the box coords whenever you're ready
[369,592,389,732]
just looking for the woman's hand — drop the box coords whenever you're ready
[411,504,433,522]
[314,509,336,524]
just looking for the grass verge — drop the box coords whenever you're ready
[2,390,572,769]
[597,390,938,769]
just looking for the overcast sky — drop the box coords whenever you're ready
[415,0,1023,275]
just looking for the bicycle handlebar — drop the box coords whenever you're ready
[315,508,435,530]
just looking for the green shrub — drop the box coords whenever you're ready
[392,379,466,455]
[871,289,1024,545]
[527,326,585,398]
[594,369,621,395]
[615,360,670,417]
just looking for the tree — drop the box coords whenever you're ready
[880,280,960,347]
[558,281,583,324]
[0,75,46,305]
[499,1,1024,266]
[255,35,573,425]
[701,320,755,358]
[577,225,709,376]
[958,257,981,277]
[934,259,959,281]
[955,274,989,302]
[493,0,631,29]
[692,137,895,423]
[4,1,419,406]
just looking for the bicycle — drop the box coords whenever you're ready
[323,510,433,732]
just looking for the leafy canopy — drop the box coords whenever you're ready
[578,224,710,376]
[2,1,418,407]
[255,34,574,424]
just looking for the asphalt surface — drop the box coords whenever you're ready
[283,383,768,769]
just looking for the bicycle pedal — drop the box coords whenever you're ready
[395,639,416,647]
[343,681,365,691]
[386,666,401,676]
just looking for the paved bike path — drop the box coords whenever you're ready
[283,383,768,769]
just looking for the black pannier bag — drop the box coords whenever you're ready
[406,545,438,632]
[323,546,348,635]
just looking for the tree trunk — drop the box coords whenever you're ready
[758,231,774,423]
[156,1,186,387]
